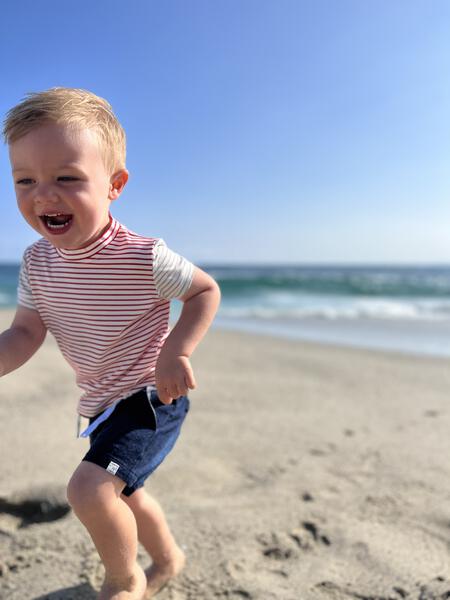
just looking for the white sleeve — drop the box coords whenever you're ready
[17,254,36,310]
[153,239,195,300]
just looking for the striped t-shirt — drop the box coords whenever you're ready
[17,216,194,417]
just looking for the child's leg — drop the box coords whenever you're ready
[67,461,147,600]
[122,488,185,597]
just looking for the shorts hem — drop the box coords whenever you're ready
[121,483,144,497]
[82,453,139,490]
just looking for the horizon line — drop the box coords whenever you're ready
[1,260,450,269]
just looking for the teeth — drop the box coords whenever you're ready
[40,213,73,231]
[47,222,68,229]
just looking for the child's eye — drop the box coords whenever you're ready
[16,178,34,185]
[57,176,78,182]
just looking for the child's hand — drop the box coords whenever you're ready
[155,354,197,404]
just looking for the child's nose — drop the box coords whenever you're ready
[34,183,59,203]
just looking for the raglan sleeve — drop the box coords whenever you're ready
[17,251,37,310]
[153,239,195,300]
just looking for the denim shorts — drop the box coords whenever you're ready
[82,388,190,496]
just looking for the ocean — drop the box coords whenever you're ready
[1,263,450,357]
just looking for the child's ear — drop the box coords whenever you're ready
[109,169,129,200]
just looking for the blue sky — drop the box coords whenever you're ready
[1,0,450,264]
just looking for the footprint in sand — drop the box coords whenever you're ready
[257,531,301,560]
[257,521,331,562]
[424,409,440,418]
[316,575,450,599]
[301,491,314,502]
[0,485,70,528]
[309,443,337,457]
[301,521,331,546]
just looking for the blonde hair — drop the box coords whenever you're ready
[3,87,126,173]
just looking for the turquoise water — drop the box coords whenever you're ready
[0,264,22,309]
[2,263,450,356]
[206,265,450,320]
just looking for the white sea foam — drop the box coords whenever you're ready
[218,297,450,321]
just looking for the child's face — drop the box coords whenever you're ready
[9,122,127,249]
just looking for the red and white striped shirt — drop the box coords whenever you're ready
[17,216,194,417]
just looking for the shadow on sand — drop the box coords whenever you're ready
[33,582,97,600]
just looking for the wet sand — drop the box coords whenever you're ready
[1,308,450,599]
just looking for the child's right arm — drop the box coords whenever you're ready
[0,306,47,377]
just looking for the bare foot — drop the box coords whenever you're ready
[99,564,147,599]
[143,546,186,598]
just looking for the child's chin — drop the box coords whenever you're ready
[39,229,72,248]
[40,230,65,244]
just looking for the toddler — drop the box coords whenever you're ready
[0,88,221,599]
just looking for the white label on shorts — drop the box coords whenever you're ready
[106,461,120,475]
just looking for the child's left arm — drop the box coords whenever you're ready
[155,266,221,404]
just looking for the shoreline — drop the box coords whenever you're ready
[1,306,449,361]
[212,315,450,359]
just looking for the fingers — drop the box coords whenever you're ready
[185,368,197,390]
[155,356,197,404]
[157,386,173,405]
[156,373,197,404]
[156,381,190,404]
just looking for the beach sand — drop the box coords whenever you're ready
[1,307,450,599]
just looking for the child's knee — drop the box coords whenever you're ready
[67,460,124,517]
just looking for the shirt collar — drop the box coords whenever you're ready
[55,215,120,261]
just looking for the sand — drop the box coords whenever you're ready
[1,307,450,599]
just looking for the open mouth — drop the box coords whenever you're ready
[39,213,73,235]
